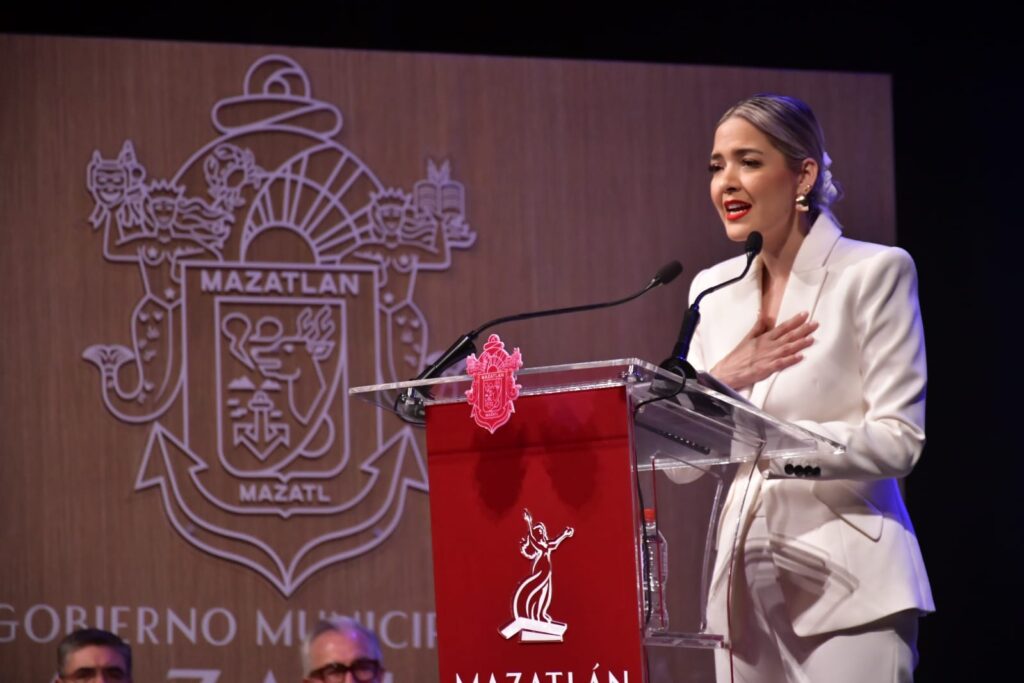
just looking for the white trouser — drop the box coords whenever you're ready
[714,514,919,683]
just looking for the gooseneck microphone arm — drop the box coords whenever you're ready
[414,260,684,382]
[661,232,763,379]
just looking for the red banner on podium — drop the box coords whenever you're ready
[426,387,646,682]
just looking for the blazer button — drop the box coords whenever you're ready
[794,465,806,476]
[784,463,795,475]
[812,466,822,477]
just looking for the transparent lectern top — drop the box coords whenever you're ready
[349,358,843,470]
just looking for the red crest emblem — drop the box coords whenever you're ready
[465,334,523,434]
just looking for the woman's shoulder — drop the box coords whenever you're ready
[688,253,751,304]
[692,252,749,286]
[803,213,915,276]
[829,235,917,278]
[827,235,925,299]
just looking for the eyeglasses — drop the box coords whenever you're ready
[59,667,130,682]
[307,658,382,682]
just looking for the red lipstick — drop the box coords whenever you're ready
[724,200,751,221]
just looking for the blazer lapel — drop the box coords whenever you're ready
[748,215,843,410]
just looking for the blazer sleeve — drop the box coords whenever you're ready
[779,247,928,481]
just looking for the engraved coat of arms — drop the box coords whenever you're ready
[80,55,477,595]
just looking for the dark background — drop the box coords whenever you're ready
[5,3,1019,678]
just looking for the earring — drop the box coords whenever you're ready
[795,188,810,212]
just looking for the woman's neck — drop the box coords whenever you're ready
[759,213,812,319]
[761,214,812,280]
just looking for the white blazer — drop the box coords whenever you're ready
[688,213,935,638]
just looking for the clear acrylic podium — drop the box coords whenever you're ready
[351,359,844,681]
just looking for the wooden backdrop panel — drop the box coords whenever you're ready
[0,33,894,682]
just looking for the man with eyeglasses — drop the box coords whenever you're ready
[301,617,386,683]
[54,628,132,682]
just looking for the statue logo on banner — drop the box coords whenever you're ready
[80,55,477,596]
[501,509,574,643]
[465,334,523,434]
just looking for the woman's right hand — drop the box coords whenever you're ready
[710,311,817,391]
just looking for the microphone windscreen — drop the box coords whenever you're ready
[654,260,683,286]
[745,231,763,256]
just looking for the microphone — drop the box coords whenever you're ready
[415,260,684,383]
[660,232,762,382]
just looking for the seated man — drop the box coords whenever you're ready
[55,628,132,682]
[301,617,385,683]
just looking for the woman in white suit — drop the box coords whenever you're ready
[689,95,934,682]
